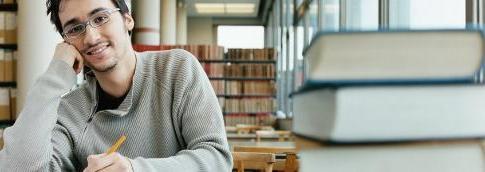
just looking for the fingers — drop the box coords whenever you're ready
[97,156,132,172]
[83,152,132,172]
[53,42,84,74]
[73,49,84,74]
[83,153,113,172]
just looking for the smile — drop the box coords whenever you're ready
[85,43,110,56]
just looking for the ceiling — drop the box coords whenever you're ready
[184,0,262,18]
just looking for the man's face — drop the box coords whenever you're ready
[58,0,133,73]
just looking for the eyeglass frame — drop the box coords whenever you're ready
[62,8,121,40]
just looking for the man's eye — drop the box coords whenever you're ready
[67,25,84,34]
[93,15,108,25]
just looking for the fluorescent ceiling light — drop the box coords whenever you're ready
[195,3,224,14]
[194,2,255,14]
[226,3,255,14]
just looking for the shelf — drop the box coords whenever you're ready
[217,94,276,98]
[209,77,276,81]
[199,59,276,64]
[0,44,17,50]
[223,112,275,115]
[0,119,14,126]
[0,4,17,11]
[0,82,15,87]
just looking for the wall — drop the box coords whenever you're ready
[187,17,215,45]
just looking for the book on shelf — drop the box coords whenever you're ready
[299,139,485,172]
[0,127,3,149]
[0,49,4,81]
[225,80,275,95]
[132,44,160,52]
[304,29,485,86]
[227,48,275,61]
[0,49,16,82]
[2,0,16,4]
[209,80,225,95]
[12,50,15,81]
[4,49,12,81]
[0,88,9,121]
[9,87,15,119]
[200,63,225,77]
[4,11,15,44]
[0,12,4,43]
[224,64,275,78]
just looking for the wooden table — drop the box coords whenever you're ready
[229,141,296,151]
[227,133,283,142]
[230,141,299,172]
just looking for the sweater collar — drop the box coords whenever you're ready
[85,51,144,117]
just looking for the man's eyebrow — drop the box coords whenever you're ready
[62,7,109,29]
[88,7,109,16]
[62,18,80,29]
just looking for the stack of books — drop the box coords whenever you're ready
[292,29,485,172]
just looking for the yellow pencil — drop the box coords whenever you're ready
[106,135,126,154]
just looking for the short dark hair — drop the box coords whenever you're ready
[46,0,130,35]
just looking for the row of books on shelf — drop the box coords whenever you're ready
[226,48,275,61]
[201,63,276,78]
[133,44,277,62]
[223,113,275,127]
[0,0,15,4]
[0,87,15,121]
[160,45,224,60]
[132,44,224,60]
[0,49,15,82]
[210,80,225,95]
[225,81,275,95]
[293,29,485,171]
[0,11,16,44]
[222,98,275,113]
[223,64,275,78]
[200,63,224,77]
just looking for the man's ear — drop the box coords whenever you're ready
[123,13,135,31]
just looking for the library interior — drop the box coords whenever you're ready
[1,0,485,171]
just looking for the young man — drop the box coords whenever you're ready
[0,0,232,171]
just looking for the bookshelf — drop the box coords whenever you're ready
[205,48,277,127]
[0,0,17,124]
[198,59,276,64]
[0,44,15,49]
[0,119,13,125]
[0,3,16,11]
[208,77,276,81]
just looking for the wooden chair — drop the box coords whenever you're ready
[256,130,292,142]
[234,146,299,172]
[232,152,276,172]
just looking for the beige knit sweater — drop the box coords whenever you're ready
[0,49,232,171]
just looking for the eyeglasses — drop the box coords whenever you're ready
[62,8,120,40]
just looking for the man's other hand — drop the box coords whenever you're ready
[83,152,133,172]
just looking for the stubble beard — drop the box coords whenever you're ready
[86,58,118,73]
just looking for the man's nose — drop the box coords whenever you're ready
[83,25,102,46]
